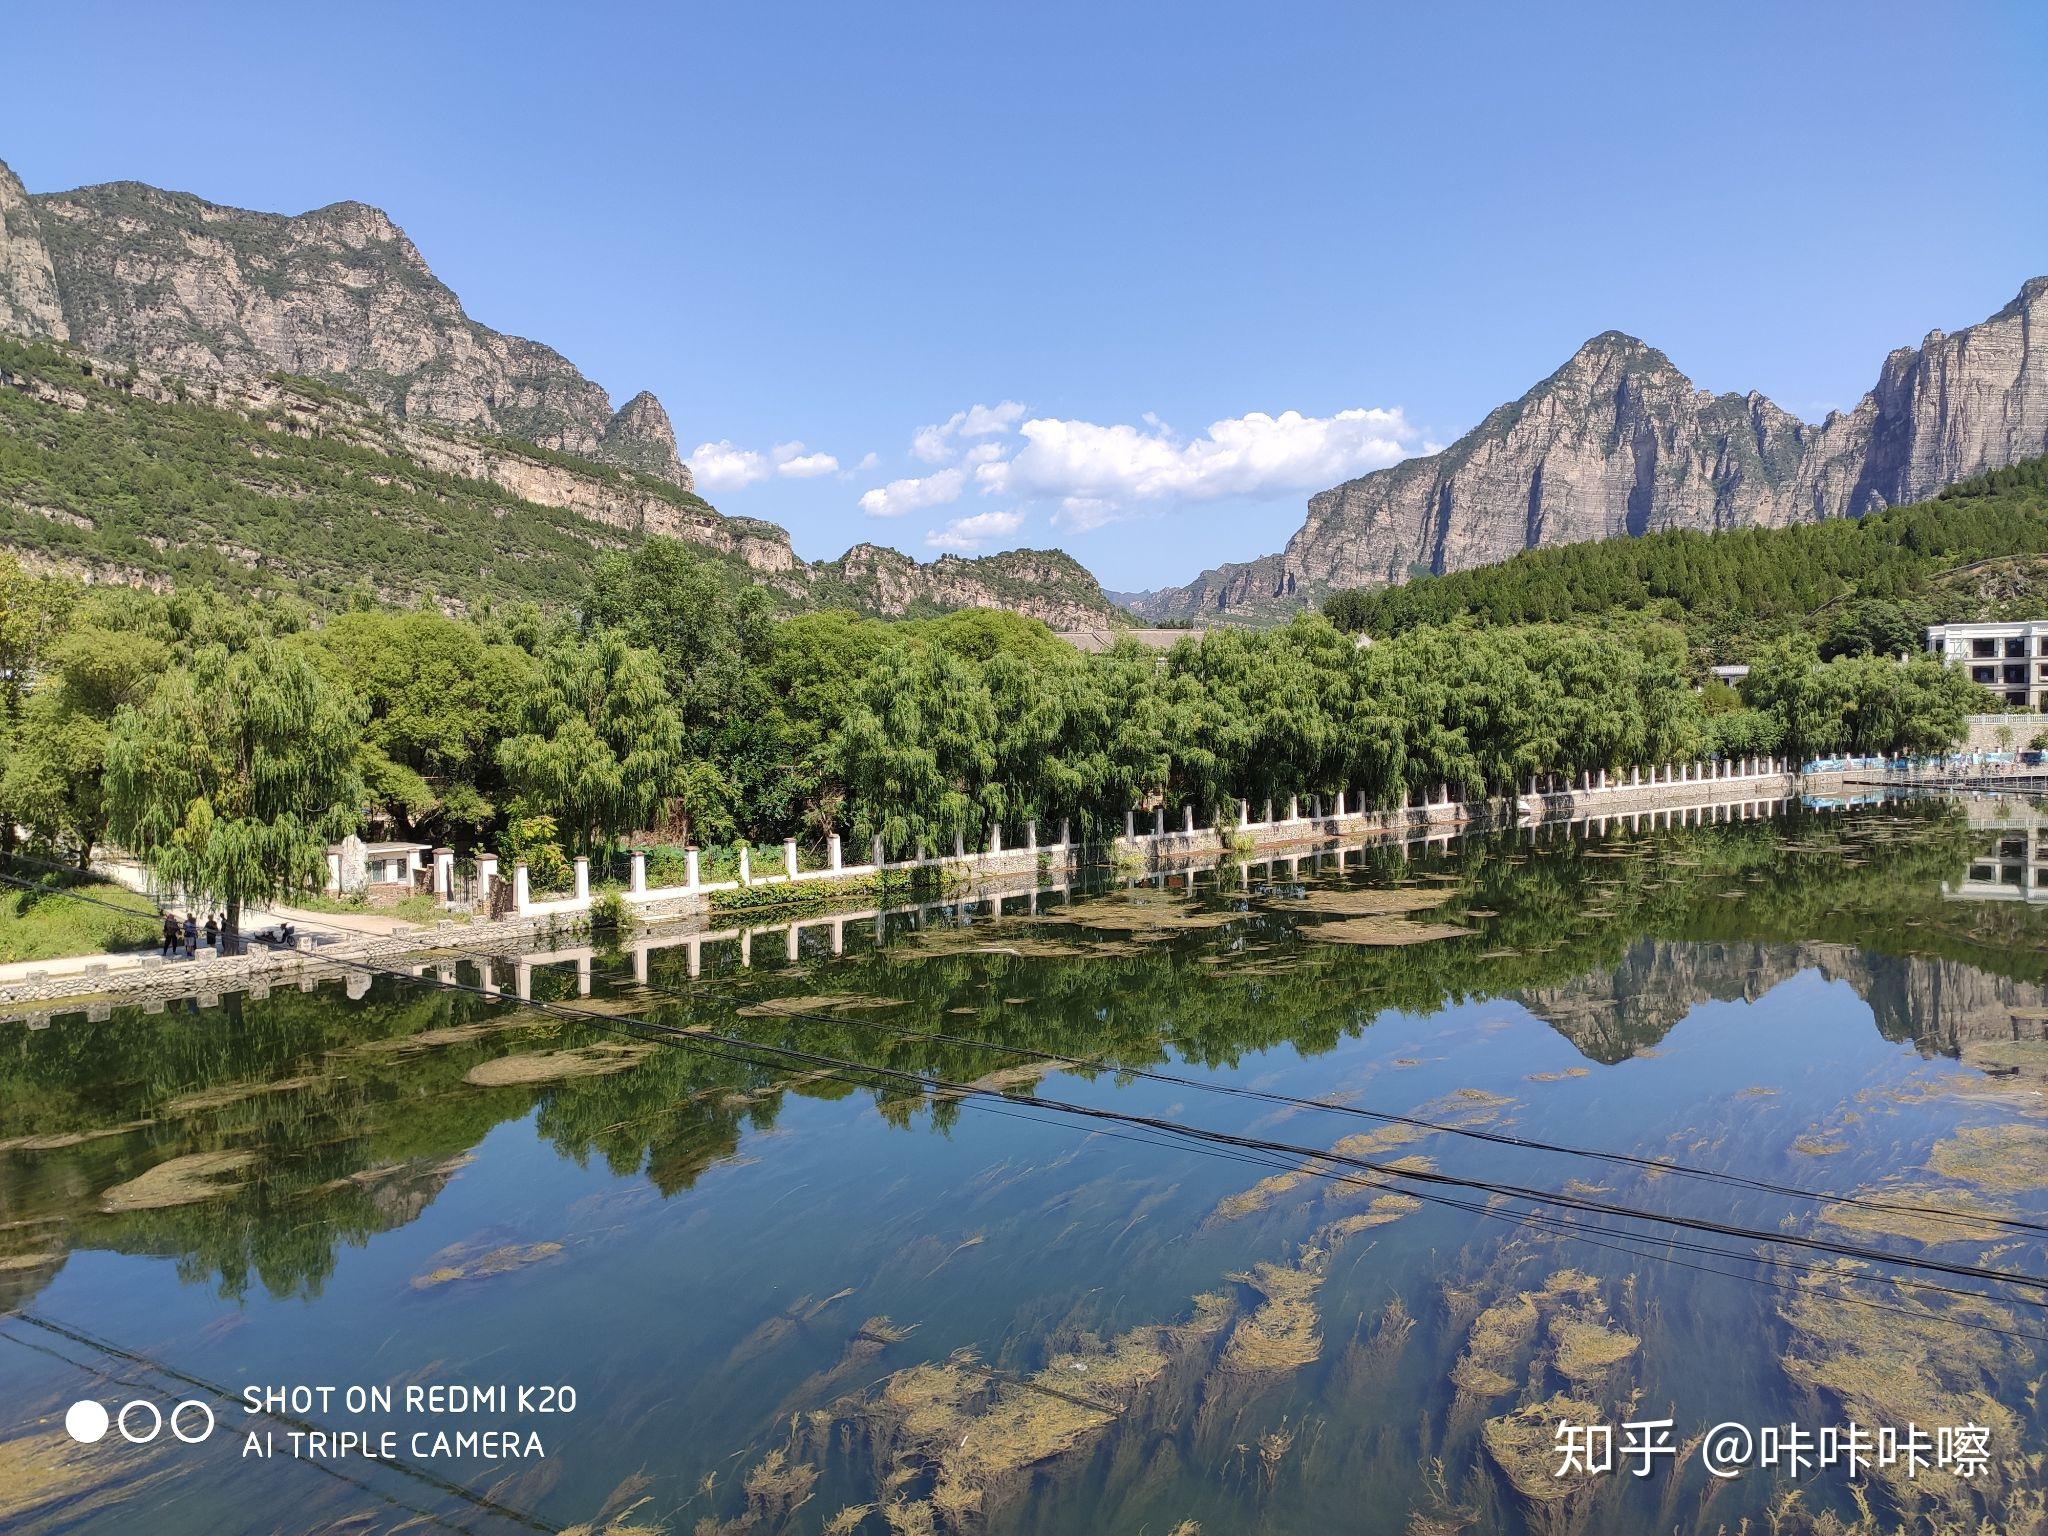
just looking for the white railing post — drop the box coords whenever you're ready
[738,847,751,886]
[1153,806,1166,836]
[875,833,887,867]
[685,848,700,888]
[477,853,498,907]
[1287,794,1299,822]
[828,833,842,871]
[1026,819,1038,851]
[629,850,646,893]
[1183,805,1194,833]
[783,838,799,879]
[513,861,530,916]
[573,856,590,905]
[1125,810,1136,838]
[989,824,1003,854]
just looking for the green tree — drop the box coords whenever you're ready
[496,630,683,856]
[1,626,167,864]
[309,609,537,842]
[103,639,365,932]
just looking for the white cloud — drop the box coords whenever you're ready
[853,451,879,472]
[1051,497,1119,533]
[910,400,1028,463]
[925,508,1025,552]
[859,466,967,519]
[688,439,772,491]
[773,441,840,478]
[689,437,846,488]
[995,407,1416,521]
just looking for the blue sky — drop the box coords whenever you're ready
[9,2,2046,591]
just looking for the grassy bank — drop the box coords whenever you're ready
[0,872,160,963]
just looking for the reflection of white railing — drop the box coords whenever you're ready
[456,791,1817,997]
[497,757,1815,922]
[6,778,1824,1014]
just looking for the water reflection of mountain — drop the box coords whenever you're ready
[1519,939,2048,1063]
[3,802,2038,1317]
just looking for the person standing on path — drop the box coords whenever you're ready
[182,912,198,957]
[202,913,219,951]
[161,911,180,957]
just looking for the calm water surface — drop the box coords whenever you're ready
[5,801,2048,1535]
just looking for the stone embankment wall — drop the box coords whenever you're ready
[1,758,1841,1019]
[1960,713,2043,753]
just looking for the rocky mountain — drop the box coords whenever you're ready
[818,543,1117,625]
[1131,277,2048,622]
[0,157,693,488]
[0,331,1127,627]
[0,158,1127,628]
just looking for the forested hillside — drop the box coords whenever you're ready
[1325,458,2048,658]
[0,335,722,609]
[0,334,1124,624]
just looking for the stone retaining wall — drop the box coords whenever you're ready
[0,765,1848,1020]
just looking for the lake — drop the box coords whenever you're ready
[4,798,2047,1535]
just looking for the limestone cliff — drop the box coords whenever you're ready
[0,333,1127,624]
[1131,278,2048,621]
[0,157,1130,624]
[0,158,693,489]
[819,543,1122,627]
[0,161,66,341]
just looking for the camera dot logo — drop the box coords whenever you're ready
[65,1400,110,1444]
[62,1397,215,1446]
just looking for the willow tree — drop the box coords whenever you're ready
[496,630,683,857]
[104,639,366,931]
[833,641,997,858]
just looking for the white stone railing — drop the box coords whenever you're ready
[470,756,1816,922]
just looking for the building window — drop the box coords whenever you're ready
[2008,638,2029,658]
[2006,665,2030,684]
[1973,638,1998,657]
[2009,690,2029,706]
[1973,666,1997,682]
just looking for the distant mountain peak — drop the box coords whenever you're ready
[1129,277,2048,622]
[0,157,693,489]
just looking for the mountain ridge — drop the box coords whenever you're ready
[0,159,697,490]
[1127,277,2048,622]
[0,157,1126,628]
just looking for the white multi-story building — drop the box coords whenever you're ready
[1926,620,2048,709]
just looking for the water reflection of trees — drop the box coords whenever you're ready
[2,802,2029,1305]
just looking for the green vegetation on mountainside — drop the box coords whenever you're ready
[0,334,744,612]
[0,335,1125,626]
[1325,458,2048,659]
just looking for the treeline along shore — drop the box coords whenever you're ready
[2,464,2031,934]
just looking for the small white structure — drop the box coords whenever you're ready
[1927,620,2048,709]
[325,835,431,895]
